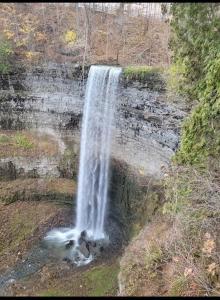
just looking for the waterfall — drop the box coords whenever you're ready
[44,65,121,265]
[76,65,121,239]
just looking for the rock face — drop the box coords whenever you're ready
[0,63,185,179]
[0,62,186,242]
[0,63,186,294]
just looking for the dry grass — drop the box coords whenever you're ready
[0,178,76,204]
[119,165,220,296]
[161,165,220,296]
[0,130,60,158]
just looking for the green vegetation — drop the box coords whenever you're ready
[169,3,220,166]
[175,55,220,165]
[0,132,33,148]
[170,275,189,296]
[0,35,13,74]
[14,133,33,149]
[161,7,220,289]
[145,243,163,273]
[169,3,220,101]
[0,134,11,143]
[83,263,119,296]
[161,166,220,295]
[9,212,37,249]
[38,263,119,297]
[123,65,162,81]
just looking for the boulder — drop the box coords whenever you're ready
[65,240,75,249]
[78,241,90,258]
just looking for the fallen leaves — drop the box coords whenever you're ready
[184,267,194,278]
[207,262,217,277]
[202,238,216,256]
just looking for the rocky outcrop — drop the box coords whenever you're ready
[0,178,76,205]
[0,63,186,179]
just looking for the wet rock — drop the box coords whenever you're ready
[65,240,75,249]
[0,161,17,180]
[75,255,81,262]
[142,112,163,124]
[63,257,72,263]
[84,238,108,258]
[15,251,22,262]
[78,241,90,258]
[81,230,87,238]
[60,261,71,270]
[7,279,16,285]
[78,230,88,245]
[91,241,97,248]
[65,113,81,130]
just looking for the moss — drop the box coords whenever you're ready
[9,212,37,249]
[0,201,59,257]
[123,65,162,79]
[36,262,119,297]
[0,134,11,143]
[109,160,163,240]
[83,263,119,296]
[122,65,166,91]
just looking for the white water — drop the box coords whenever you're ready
[44,65,121,265]
[76,65,121,239]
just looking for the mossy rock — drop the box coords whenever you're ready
[109,159,163,239]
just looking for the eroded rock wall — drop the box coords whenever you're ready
[0,63,185,179]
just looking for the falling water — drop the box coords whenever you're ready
[76,65,121,239]
[44,65,121,265]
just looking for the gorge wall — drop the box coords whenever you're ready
[0,62,186,237]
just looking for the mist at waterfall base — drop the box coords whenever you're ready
[44,66,121,266]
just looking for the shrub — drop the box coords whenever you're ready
[162,166,220,295]
[64,30,77,44]
[14,133,33,149]
[145,243,163,272]
[0,36,13,74]
[169,4,220,166]
[123,65,162,81]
